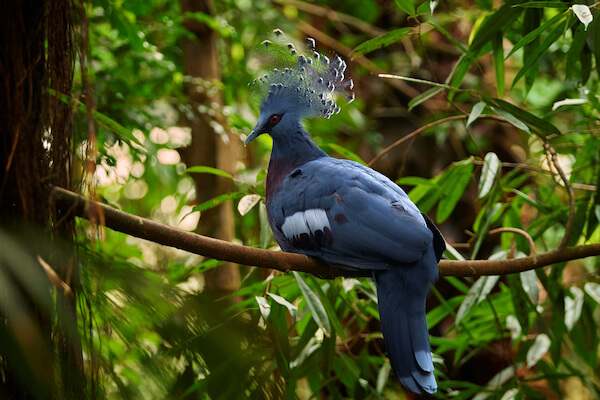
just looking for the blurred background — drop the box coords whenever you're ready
[1,0,599,399]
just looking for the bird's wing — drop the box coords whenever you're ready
[268,157,435,270]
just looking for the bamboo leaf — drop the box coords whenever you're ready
[520,268,539,305]
[408,87,443,111]
[526,334,551,367]
[566,24,588,79]
[294,272,332,337]
[255,296,271,320]
[478,152,501,199]
[515,1,570,8]
[506,11,566,59]
[488,98,561,136]
[467,102,486,127]
[512,19,568,87]
[186,166,234,180]
[267,292,298,321]
[428,22,468,53]
[305,275,346,340]
[192,192,244,213]
[564,286,584,331]
[394,0,415,17]
[323,143,366,165]
[469,3,522,55]
[437,159,474,223]
[353,28,412,57]
[492,33,505,97]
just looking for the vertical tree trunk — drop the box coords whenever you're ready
[0,0,84,398]
[180,0,240,298]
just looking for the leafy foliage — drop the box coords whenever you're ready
[27,0,600,399]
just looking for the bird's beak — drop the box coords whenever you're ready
[244,129,262,146]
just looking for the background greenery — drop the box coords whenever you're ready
[4,0,600,399]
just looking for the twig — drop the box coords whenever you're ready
[488,227,536,257]
[368,114,506,167]
[52,187,600,278]
[542,139,575,249]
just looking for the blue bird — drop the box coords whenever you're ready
[245,30,445,394]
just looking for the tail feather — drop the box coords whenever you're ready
[373,248,438,394]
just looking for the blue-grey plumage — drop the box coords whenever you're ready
[245,30,445,394]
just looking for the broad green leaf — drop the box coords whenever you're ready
[512,19,568,87]
[267,292,298,320]
[478,152,501,199]
[467,101,486,127]
[324,143,366,165]
[394,0,415,17]
[492,33,505,97]
[526,333,550,367]
[191,192,244,213]
[353,28,412,57]
[293,272,332,337]
[408,87,443,111]
[506,11,566,59]
[237,194,261,216]
[564,286,584,331]
[186,166,234,180]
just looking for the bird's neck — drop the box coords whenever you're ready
[266,129,327,203]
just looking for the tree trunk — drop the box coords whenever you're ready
[180,0,240,298]
[0,0,84,398]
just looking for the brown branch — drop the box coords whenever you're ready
[52,187,600,278]
[488,227,535,256]
[368,114,506,168]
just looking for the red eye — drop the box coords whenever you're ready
[269,115,280,125]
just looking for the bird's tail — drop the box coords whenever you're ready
[372,247,438,394]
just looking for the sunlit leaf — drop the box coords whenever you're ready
[467,101,486,127]
[526,333,550,367]
[564,286,584,331]
[294,272,331,337]
[237,194,261,216]
[255,296,271,320]
[267,292,298,321]
[191,192,244,213]
[478,152,501,199]
[186,166,234,180]
[572,4,593,30]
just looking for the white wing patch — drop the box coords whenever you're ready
[281,209,331,240]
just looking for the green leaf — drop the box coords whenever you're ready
[488,98,561,136]
[520,269,539,305]
[594,12,600,78]
[469,3,523,55]
[267,292,298,321]
[191,192,244,213]
[394,0,415,17]
[455,275,500,327]
[506,11,566,59]
[259,202,272,249]
[514,1,570,8]
[186,166,234,180]
[526,333,550,367]
[353,28,412,57]
[376,360,391,395]
[305,275,346,340]
[323,143,366,165]
[512,19,568,87]
[478,152,501,199]
[293,272,332,337]
[566,24,588,79]
[467,101,486,127]
[428,22,467,53]
[507,273,532,333]
[492,33,505,97]
[492,107,530,133]
[408,87,443,111]
[437,159,474,223]
[564,286,584,331]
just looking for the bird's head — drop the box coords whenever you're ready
[245,29,354,145]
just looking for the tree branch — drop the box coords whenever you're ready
[52,187,600,278]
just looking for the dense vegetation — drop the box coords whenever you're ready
[2,0,599,399]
